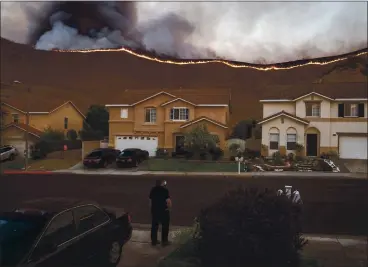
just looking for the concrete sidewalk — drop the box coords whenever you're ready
[128,225,367,267]
[52,169,367,179]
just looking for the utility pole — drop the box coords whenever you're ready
[13,80,30,171]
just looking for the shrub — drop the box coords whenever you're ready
[196,187,307,267]
[156,148,169,158]
[66,129,78,141]
[243,148,261,159]
[209,147,224,161]
[272,151,284,165]
[287,152,296,162]
[41,127,65,141]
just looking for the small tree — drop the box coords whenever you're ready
[66,129,78,141]
[196,187,307,267]
[85,105,109,137]
[41,126,65,141]
[184,124,219,159]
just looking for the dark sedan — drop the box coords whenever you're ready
[0,199,132,267]
[83,148,120,168]
[116,148,148,168]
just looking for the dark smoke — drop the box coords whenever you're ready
[1,1,367,63]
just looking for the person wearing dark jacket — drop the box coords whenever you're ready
[149,179,172,246]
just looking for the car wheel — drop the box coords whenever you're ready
[105,241,122,267]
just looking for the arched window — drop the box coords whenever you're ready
[269,127,280,150]
[286,127,297,150]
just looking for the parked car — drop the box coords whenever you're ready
[83,148,120,168]
[0,199,132,267]
[0,145,18,161]
[116,148,148,168]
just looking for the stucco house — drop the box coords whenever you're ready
[105,90,230,156]
[0,101,85,153]
[258,83,368,159]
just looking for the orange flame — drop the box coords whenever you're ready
[52,47,368,71]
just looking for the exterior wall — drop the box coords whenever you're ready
[29,103,84,132]
[263,103,295,118]
[107,94,228,152]
[0,103,84,133]
[295,95,331,118]
[1,104,26,125]
[82,140,101,158]
[261,116,305,156]
[330,101,368,118]
[195,106,228,124]
[1,127,39,151]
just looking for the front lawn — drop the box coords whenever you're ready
[140,158,239,172]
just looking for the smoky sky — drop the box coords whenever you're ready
[1,1,367,63]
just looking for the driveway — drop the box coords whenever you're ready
[119,225,189,267]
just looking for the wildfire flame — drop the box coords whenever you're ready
[53,47,368,71]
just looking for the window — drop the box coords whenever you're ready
[339,103,365,117]
[74,205,109,235]
[39,211,75,247]
[145,108,156,123]
[64,117,68,130]
[286,134,297,150]
[120,108,128,119]
[306,103,320,117]
[269,133,279,150]
[12,113,19,123]
[170,108,189,121]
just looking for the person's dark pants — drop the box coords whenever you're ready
[151,210,170,244]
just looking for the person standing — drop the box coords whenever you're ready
[149,179,172,246]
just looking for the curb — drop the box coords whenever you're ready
[3,170,53,174]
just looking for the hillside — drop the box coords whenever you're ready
[1,38,367,126]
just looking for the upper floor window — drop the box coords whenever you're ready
[338,103,364,117]
[170,108,189,121]
[145,108,157,123]
[12,113,19,123]
[306,103,320,117]
[120,108,128,119]
[64,117,68,129]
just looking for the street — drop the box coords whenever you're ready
[0,173,367,235]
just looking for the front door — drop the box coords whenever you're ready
[306,134,318,156]
[175,136,185,153]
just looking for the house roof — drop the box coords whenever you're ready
[1,101,86,118]
[260,83,368,101]
[257,111,310,125]
[105,89,230,106]
[2,123,43,138]
[179,116,228,129]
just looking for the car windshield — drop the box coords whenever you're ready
[120,150,134,157]
[0,213,48,266]
[87,151,102,157]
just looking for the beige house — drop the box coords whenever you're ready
[258,83,368,159]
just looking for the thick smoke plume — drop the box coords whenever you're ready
[1,1,367,63]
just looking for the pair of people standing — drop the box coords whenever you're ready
[149,179,172,246]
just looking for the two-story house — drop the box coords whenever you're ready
[1,100,85,153]
[105,91,230,156]
[258,83,368,159]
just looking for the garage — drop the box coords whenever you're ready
[339,136,368,159]
[115,136,158,157]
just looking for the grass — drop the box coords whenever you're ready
[140,158,239,172]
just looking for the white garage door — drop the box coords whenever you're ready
[115,136,158,157]
[6,140,33,158]
[339,136,368,159]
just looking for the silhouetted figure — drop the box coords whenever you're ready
[149,179,172,246]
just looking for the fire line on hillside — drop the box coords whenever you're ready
[51,46,368,71]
